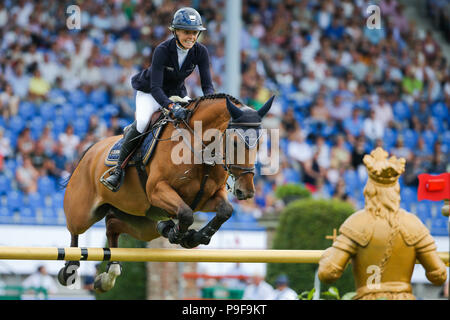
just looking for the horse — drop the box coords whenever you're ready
[58,93,275,292]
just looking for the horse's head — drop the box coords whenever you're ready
[225,96,275,200]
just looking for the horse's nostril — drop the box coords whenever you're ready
[235,189,244,198]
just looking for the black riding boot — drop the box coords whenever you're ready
[103,123,141,192]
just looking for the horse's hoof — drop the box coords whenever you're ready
[194,232,212,245]
[168,226,185,244]
[157,220,175,238]
[57,261,80,286]
[180,229,197,249]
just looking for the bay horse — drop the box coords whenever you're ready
[58,93,275,292]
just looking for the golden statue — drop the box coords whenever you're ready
[318,147,447,300]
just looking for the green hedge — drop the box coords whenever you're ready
[95,234,147,300]
[267,198,356,295]
[274,183,311,204]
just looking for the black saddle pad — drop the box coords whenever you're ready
[105,124,165,167]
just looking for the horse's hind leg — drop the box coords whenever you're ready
[57,234,81,286]
[94,212,122,293]
[93,209,160,293]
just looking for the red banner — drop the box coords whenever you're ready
[417,173,450,201]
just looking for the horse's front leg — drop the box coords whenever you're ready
[150,181,194,244]
[181,187,233,248]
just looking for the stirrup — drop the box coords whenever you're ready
[100,167,123,192]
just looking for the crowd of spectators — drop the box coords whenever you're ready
[426,0,450,42]
[0,0,449,225]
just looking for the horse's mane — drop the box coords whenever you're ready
[188,93,243,108]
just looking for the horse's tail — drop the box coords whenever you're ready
[59,142,96,190]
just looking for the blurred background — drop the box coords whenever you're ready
[0,0,448,300]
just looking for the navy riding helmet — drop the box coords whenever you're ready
[169,7,206,32]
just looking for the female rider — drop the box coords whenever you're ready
[104,7,215,191]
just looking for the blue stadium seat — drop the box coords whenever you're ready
[383,128,397,150]
[39,102,56,122]
[344,170,360,192]
[69,89,88,107]
[430,216,448,236]
[401,129,418,149]
[7,190,23,211]
[38,176,56,196]
[0,206,14,223]
[51,116,66,137]
[421,130,436,150]
[393,100,411,121]
[48,88,66,102]
[60,102,76,123]
[82,103,97,119]
[73,117,89,138]
[8,116,25,134]
[51,191,65,209]
[400,187,417,205]
[25,192,44,209]
[0,175,11,195]
[19,207,37,224]
[30,116,45,140]
[431,101,448,119]
[90,89,109,106]
[3,158,18,175]
[442,131,450,148]
[18,101,36,121]
[41,207,58,224]
[283,168,301,184]
[101,104,119,120]
[415,201,432,224]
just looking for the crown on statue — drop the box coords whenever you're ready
[363,147,406,185]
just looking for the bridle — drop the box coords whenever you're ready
[172,101,263,192]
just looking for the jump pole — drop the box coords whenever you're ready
[0,247,448,265]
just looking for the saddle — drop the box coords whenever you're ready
[102,96,191,190]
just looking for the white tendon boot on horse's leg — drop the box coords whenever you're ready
[94,262,122,293]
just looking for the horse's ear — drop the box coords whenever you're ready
[226,97,243,120]
[257,95,275,118]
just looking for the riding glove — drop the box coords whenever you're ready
[170,103,188,120]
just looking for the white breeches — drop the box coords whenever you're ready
[135,91,191,133]
[135,91,161,133]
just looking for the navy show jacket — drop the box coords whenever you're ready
[131,37,215,108]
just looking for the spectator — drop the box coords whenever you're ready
[327,94,353,126]
[302,150,326,191]
[287,129,312,165]
[16,156,39,194]
[16,128,35,157]
[0,84,20,119]
[329,135,351,171]
[391,136,411,160]
[373,96,394,129]
[242,273,274,300]
[299,70,321,97]
[39,126,56,157]
[343,108,364,142]
[58,125,80,163]
[28,69,50,100]
[22,265,58,299]
[8,63,30,98]
[114,33,137,62]
[0,128,12,160]
[428,141,447,173]
[363,109,384,142]
[272,275,298,300]
[281,108,299,136]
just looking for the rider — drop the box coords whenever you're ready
[103,7,215,191]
